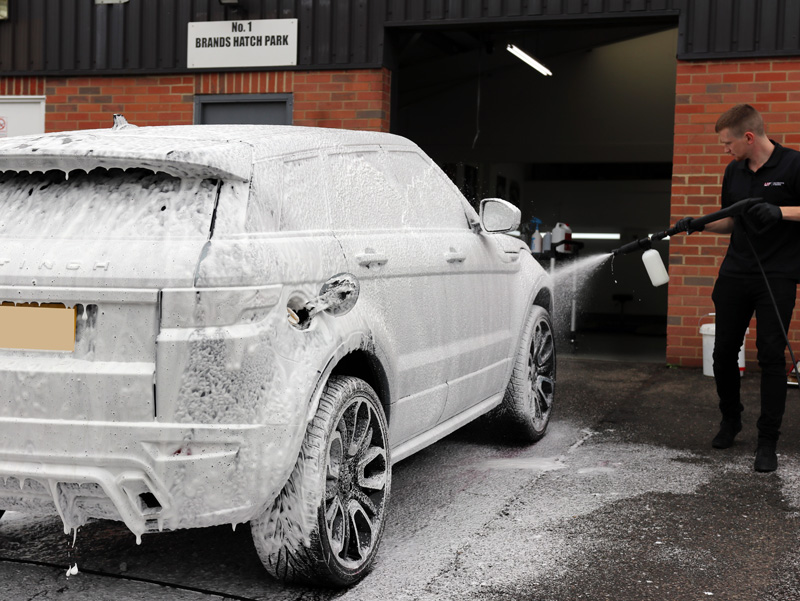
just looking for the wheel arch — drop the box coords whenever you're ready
[303,331,393,427]
[330,350,392,424]
[533,286,553,315]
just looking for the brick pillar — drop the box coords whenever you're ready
[668,58,800,368]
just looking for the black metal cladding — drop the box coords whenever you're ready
[0,0,387,74]
[2,0,800,76]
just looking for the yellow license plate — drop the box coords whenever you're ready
[0,303,76,352]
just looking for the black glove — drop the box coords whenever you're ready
[673,217,705,234]
[747,202,782,229]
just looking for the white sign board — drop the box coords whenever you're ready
[0,96,46,137]
[187,19,298,69]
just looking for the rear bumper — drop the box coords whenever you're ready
[0,418,305,539]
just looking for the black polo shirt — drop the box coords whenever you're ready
[719,140,800,280]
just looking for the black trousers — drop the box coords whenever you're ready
[712,274,797,443]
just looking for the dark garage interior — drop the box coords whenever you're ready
[390,19,680,361]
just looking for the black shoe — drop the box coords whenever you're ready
[754,444,778,473]
[712,422,742,449]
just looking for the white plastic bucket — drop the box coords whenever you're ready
[700,322,747,377]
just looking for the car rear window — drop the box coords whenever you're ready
[0,168,217,239]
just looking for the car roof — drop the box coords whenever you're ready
[0,124,418,181]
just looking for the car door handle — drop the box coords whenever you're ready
[445,249,467,263]
[356,250,388,267]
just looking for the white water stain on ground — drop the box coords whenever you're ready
[1,511,26,522]
[478,456,567,471]
[775,455,800,509]
[576,464,619,475]
[476,428,597,472]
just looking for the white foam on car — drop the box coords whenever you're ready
[0,125,540,560]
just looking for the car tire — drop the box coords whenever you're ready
[501,305,556,442]
[251,375,391,587]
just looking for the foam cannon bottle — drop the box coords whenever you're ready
[611,237,670,287]
[611,197,764,286]
[642,249,669,287]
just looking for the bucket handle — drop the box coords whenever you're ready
[699,312,715,327]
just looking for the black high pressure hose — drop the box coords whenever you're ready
[612,197,763,256]
[740,227,800,388]
[611,197,800,388]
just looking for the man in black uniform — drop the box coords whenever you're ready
[674,104,800,472]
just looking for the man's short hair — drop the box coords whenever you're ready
[715,104,765,137]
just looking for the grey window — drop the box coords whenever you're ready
[279,154,330,232]
[383,150,471,230]
[195,94,293,125]
[326,150,412,231]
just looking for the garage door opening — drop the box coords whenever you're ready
[390,20,679,362]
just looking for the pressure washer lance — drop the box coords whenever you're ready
[611,197,764,287]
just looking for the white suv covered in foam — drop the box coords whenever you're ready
[0,120,554,586]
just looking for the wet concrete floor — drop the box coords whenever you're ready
[2,356,800,600]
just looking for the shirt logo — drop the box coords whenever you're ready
[764,181,785,186]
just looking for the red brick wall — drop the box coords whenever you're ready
[669,58,800,368]
[0,68,391,132]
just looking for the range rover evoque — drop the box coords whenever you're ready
[0,118,555,586]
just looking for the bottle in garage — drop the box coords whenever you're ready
[530,217,543,253]
[551,222,572,253]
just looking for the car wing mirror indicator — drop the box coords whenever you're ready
[288,273,360,330]
[479,198,521,233]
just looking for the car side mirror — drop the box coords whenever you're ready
[479,198,521,233]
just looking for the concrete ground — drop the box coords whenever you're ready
[3,353,800,600]
[533,354,800,601]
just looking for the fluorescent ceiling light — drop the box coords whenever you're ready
[506,44,552,76]
[571,233,621,240]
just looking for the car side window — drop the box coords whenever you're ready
[326,150,411,231]
[279,154,331,232]
[383,150,471,230]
